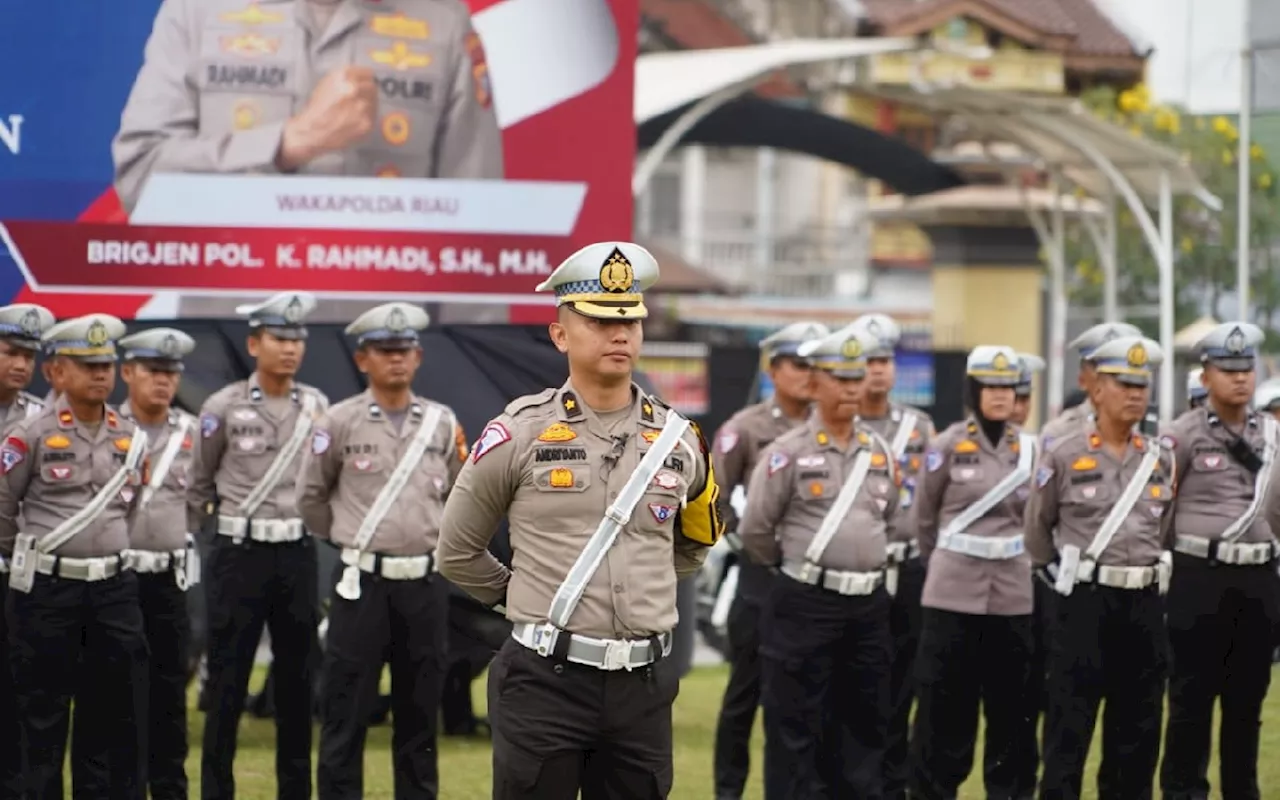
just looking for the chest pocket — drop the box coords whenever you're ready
[1064,478,1114,514]
[1138,480,1172,520]
[532,465,592,494]
[350,34,445,176]
[949,464,983,484]
[196,25,301,141]
[1192,452,1229,472]
[344,446,389,478]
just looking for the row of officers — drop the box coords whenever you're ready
[711,313,1280,800]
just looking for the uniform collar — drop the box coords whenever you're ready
[806,414,868,452]
[554,380,658,425]
[361,388,425,422]
[1082,418,1145,453]
[964,415,1018,451]
[247,373,300,405]
[117,400,178,428]
[52,393,121,442]
[1205,404,1259,429]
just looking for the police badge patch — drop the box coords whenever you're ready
[1160,435,1177,450]
[648,503,676,523]
[471,422,511,463]
[716,430,739,454]
[312,430,331,455]
[200,413,220,439]
[925,451,943,472]
[1036,466,1054,487]
[0,438,25,474]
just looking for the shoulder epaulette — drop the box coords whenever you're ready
[504,388,556,417]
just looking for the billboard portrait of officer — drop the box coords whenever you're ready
[112,0,506,213]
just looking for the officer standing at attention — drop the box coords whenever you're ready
[1251,378,1280,420]
[1187,367,1208,410]
[710,319,826,800]
[297,302,466,800]
[436,242,723,799]
[113,0,505,213]
[115,327,200,800]
[843,312,933,800]
[909,346,1037,800]
[1025,335,1175,799]
[740,324,899,799]
[1159,322,1280,800]
[0,304,54,434]
[0,314,150,796]
[188,291,330,800]
[1039,323,1142,445]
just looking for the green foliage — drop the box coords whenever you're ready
[1065,85,1279,345]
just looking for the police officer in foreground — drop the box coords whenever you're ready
[1039,323,1142,445]
[0,314,150,796]
[0,304,54,433]
[113,0,505,213]
[437,242,723,799]
[1026,335,1175,799]
[114,327,200,800]
[910,346,1037,800]
[1160,322,1280,800]
[741,324,898,799]
[189,291,329,799]
[297,302,465,799]
[711,319,826,800]
[844,312,933,800]
[1253,378,1280,420]
[1187,367,1208,410]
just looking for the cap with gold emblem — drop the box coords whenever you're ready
[849,313,901,359]
[1088,335,1163,387]
[1196,322,1265,372]
[118,327,197,371]
[1069,322,1143,359]
[345,302,430,347]
[1254,379,1280,412]
[0,304,54,351]
[966,345,1023,386]
[534,242,659,320]
[235,292,317,340]
[1187,367,1207,402]
[759,321,829,361]
[1014,352,1046,397]
[796,325,877,379]
[41,314,127,364]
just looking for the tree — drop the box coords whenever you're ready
[1063,84,1279,343]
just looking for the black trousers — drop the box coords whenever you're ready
[1039,584,1166,800]
[8,570,149,800]
[1161,555,1280,800]
[713,593,762,797]
[1015,578,1057,797]
[317,568,448,800]
[0,573,18,800]
[883,557,925,800]
[488,635,679,799]
[760,575,891,800]
[441,593,510,737]
[202,536,318,800]
[909,608,1033,800]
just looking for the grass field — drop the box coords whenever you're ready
[160,664,1280,798]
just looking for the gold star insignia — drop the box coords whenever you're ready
[642,403,652,416]
[564,398,576,410]
[816,431,829,445]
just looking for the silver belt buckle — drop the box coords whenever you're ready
[533,623,559,657]
[86,560,107,582]
[798,562,818,583]
[602,638,636,671]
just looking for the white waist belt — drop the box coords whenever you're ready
[340,548,436,580]
[35,553,125,582]
[937,532,1025,560]
[217,516,305,543]
[1077,562,1159,590]
[124,548,186,574]
[782,561,885,596]
[886,541,921,564]
[511,622,671,672]
[1173,535,1277,566]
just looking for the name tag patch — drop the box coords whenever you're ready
[534,447,587,462]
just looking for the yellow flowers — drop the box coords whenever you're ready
[1260,174,1273,190]
[1251,143,1266,161]
[1213,116,1240,142]
[1180,236,1195,254]
[1152,107,1181,134]
[1118,84,1151,114]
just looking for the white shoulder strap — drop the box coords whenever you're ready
[238,391,317,518]
[40,429,148,553]
[939,432,1036,538]
[1223,415,1280,543]
[804,439,875,565]
[350,404,446,552]
[890,410,917,459]
[546,412,689,630]
[1082,442,1162,561]
[139,415,193,511]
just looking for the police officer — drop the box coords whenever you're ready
[189,291,329,799]
[1252,378,1280,420]
[711,319,826,800]
[0,304,53,434]
[740,324,898,799]
[845,312,934,800]
[1039,323,1142,445]
[1026,335,1174,799]
[1011,353,1045,428]
[909,346,1037,800]
[1160,322,1280,800]
[437,242,723,799]
[297,302,465,799]
[1187,367,1208,410]
[115,327,200,800]
[113,0,505,213]
[0,314,150,796]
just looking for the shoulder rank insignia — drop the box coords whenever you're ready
[58,410,73,428]
[641,400,655,423]
[816,431,830,446]
[537,423,577,443]
[561,392,582,418]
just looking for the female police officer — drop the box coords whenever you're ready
[909,346,1036,800]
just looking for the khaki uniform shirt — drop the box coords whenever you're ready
[740,417,899,572]
[119,402,197,552]
[712,400,807,533]
[0,392,46,436]
[187,375,329,531]
[1025,425,1176,567]
[436,381,713,640]
[1165,406,1280,545]
[0,398,146,557]
[914,419,1034,616]
[860,403,934,545]
[296,390,466,555]
[113,0,505,213]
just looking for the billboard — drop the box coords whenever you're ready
[0,0,639,321]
